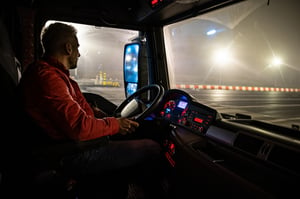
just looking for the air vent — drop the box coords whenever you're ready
[257,142,273,160]
[268,146,300,174]
[234,133,264,156]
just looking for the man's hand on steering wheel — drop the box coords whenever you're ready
[114,84,165,122]
[117,117,139,135]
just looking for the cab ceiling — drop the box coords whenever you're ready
[16,0,241,28]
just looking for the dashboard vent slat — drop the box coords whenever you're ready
[234,133,264,156]
[257,142,273,160]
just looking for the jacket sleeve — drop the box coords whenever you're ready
[36,68,120,141]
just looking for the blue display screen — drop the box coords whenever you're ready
[177,100,188,109]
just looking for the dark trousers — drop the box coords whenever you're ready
[60,138,166,198]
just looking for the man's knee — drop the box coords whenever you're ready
[139,139,162,155]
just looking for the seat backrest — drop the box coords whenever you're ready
[0,11,81,197]
[0,13,28,192]
[0,17,21,146]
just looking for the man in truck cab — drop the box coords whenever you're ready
[17,22,167,198]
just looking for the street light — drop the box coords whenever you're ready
[212,48,233,85]
[206,29,216,36]
[269,56,283,87]
[270,56,282,68]
[213,48,233,65]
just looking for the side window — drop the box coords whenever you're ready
[44,20,139,105]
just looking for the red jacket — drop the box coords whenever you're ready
[18,57,119,141]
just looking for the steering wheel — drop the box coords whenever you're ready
[114,84,165,122]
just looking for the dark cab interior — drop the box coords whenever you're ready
[1,0,300,198]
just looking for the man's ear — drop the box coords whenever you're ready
[65,42,73,55]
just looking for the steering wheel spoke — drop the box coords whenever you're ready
[114,84,165,122]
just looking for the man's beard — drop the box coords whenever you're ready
[68,56,78,69]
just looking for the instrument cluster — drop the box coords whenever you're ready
[159,89,217,135]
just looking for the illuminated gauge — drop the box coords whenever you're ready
[179,117,187,125]
[161,100,176,118]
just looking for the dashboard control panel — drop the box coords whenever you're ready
[159,89,217,135]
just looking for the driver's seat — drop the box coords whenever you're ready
[0,12,79,197]
[0,14,25,197]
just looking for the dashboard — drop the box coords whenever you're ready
[150,89,300,198]
[158,89,217,135]
[155,89,300,198]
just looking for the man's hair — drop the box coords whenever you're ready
[41,22,77,56]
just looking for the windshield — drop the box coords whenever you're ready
[164,0,300,129]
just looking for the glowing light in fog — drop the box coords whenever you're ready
[213,48,233,65]
[206,29,216,36]
[270,56,283,67]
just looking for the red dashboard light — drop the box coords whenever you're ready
[165,152,175,167]
[194,117,203,123]
[151,0,159,6]
[150,0,170,8]
[169,143,175,150]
